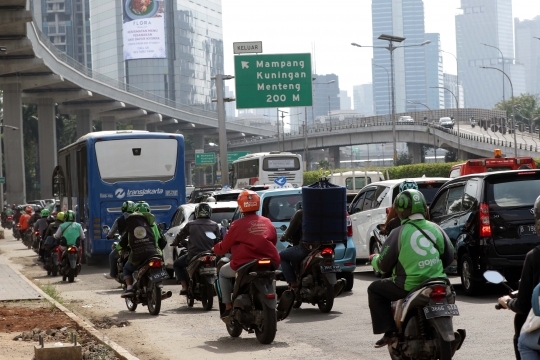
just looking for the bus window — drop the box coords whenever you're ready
[237,159,259,179]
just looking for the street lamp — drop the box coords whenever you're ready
[277,109,288,151]
[0,124,19,208]
[481,66,517,157]
[352,35,431,166]
[431,86,461,157]
[481,43,506,104]
[373,63,391,115]
[408,101,437,163]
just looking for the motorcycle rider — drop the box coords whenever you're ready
[13,206,22,225]
[368,189,454,348]
[380,180,419,236]
[1,206,13,224]
[278,201,307,290]
[18,206,33,237]
[34,209,51,261]
[43,212,64,249]
[28,206,42,228]
[118,202,165,298]
[213,190,280,317]
[53,210,85,264]
[103,201,135,280]
[497,195,540,359]
[171,202,221,295]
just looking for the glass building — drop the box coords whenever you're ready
[515,16,540,95]
[425,33,444,110]
[353,84,374,116]
[89,0,224,110]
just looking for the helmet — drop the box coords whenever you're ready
[399,180,418,193]
[25,206,33,214]
[195,203,212,219]
[121,201,136,213]
[134,202,151,213]
[56,212,65,222]
[394,189,427,220]
[205,197,216,203]
[535,196,540,235]
[237,190,260,213]
[66,210,76,222]
[35,206,42,213]
[41,209,50,218]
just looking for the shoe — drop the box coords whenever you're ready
[180,289,187,295]
[37,258,44,263]
[121,290,134,298]
[374,334,396,348]
[103,273,114,280]
[221,308,231,318]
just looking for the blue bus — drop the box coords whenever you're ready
[52,131,185,264]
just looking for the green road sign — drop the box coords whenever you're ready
[234,53,313,109]
[0,177,4,184]
[227,151,249,162]
[195,153,215,165]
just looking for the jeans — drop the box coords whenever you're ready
[518,329,540,360]
[173,254,189,283]
[517,313,529,360]
[279,245,310,284]
[123,261,138,280]
[109,248,119,277]
[219,262,237,304]
[367,278,409,335]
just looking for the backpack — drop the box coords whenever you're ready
[125,214,159,265]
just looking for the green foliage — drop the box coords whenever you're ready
[396,152,412,166]
[317,160,330,170]
[495,93,540,127]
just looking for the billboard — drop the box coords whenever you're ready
[122,0,166,60]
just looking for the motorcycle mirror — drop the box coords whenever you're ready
[221,219,229,228]
[483,270,505,284]
[280,225,288,231]
[158,222,167,231]
[102,225,110,232]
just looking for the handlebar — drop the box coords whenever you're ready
[495,304,503,310]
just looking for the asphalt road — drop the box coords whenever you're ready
[1,232,517,360]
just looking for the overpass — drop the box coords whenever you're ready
[229,109,540,167]
[0,0,273,203]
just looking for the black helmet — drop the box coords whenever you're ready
[534,196,540,235]
[394,189,428,220]
[195,203,212,219]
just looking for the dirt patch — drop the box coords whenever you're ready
[88,316,130,329]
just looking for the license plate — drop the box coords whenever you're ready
[518,225,537,237]
[423,304,460,319]
[320,265,341,273]
[199,267,217,275]
[148,269,169,282]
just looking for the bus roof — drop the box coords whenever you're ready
[59,131,182,152]
[235,151,300,161]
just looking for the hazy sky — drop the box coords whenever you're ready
[222,0,540,108]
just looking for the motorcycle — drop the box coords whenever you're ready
[183,249,217,310]
[289,244,343,313]
[124,256,172,315]
[44,245,60,276]
[60,245,82,283]
[22,228,33,249]
[387,277,466,360]
[13,223,21,240]
[216,257,294,344]
[102,226,127,286]
[1,215,13,230]
[470,118,476,128]
[483,270,518,309]
[32,230,41,253]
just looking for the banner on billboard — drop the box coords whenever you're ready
[122,0,166,60]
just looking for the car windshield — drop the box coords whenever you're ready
[214,192,241,202]
[262,194,302,222]
[488,178,540,208]
[418,183,445,205]
[210,208,236,223]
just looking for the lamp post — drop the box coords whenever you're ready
[481,66,517,157]
[481,43,506,104]
[431,86,461,157]
[352,35,431,166]
[0,124,20,208]
[408,101,436,162]
[373,63,391,115]
[277,109,288,152]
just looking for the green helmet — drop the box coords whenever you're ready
[121,201,136,213]
[41,209,50,218]
[394,189,427,220]
[134,202,151,213]
[66,210,76,222]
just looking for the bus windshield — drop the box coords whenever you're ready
[95,139,178,183]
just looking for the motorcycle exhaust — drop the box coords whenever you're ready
[161,291,173,300]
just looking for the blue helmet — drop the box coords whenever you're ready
[399,180,418,193]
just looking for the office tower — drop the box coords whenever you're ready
[353,84,374,116]
[515,16,540,95]
[443,73,465,109]
[425,33,444,110]
[371,0,428,115]
[33,0,92,68]
[309,73,340,122]
[89,0,224,110]
[339,90,352,110]
[456,0,525,108]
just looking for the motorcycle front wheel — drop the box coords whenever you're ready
[202,283,214,311]
[147,283,162,315]
[255,303,277,344]
[125,297,138,312]
[317,276,334,313]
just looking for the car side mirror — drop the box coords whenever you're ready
[158,222,167,231]
[221,219,230,228]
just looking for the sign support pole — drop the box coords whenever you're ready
[213,74,234,187]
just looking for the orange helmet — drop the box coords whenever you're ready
[237,190,260,213]
[25,205,33,214]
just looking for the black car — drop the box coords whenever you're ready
[429,169,540,295]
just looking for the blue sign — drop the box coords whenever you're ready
[274,176,287,187]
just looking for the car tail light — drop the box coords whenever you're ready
[258,259,271,265]
[266,294,276,299]
[148,260,162,267]
[321,248,334,256]
[68,247,77,253]
[386,207,392,215]
[346,213,353,237]
[479,203,492,237]
[429,285,447,301]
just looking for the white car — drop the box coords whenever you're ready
[439,117,454,129]
[162,201,238,272]
[348,177,450,259]
[398,116,414,124]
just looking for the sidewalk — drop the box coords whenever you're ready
[0,251,42,301]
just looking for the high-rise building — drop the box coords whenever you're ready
[515,16,540,95]
[425,33,444,110]
[339,90,352,110]
[456,0,525,109]
[304,74,340,124]
[33,0,92,68]
[224,86,236,121]
[89,0,224,110]
[353,84,374,116]
[443,73,464,109]
[371,0,429,115]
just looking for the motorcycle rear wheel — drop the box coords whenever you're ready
[201,283,214,310]
[317,276,334,313]
[147,283,162,315]
[68,268,75,283]
[125,297,138,312]
[255,304,277,344]
[51,268,58,277]
[436,330,453,360]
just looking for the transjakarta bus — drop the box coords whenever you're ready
[449,149,536,178]
[52,131,185,264]
[231,152,303,189]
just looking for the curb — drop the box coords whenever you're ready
[0,253,139,360]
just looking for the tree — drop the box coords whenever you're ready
[317,160,330,170]
[495,94,540,128]
[445,150,457,163]
[396,152,412,166]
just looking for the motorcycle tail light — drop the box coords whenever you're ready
[266,294,276,299]
[149,260,162,268]
[68,247,77,253]
[35,231,39,235]
[55,247,59,252]
[258,259,271,265]
[429,285,447,301]
[321,248,334,256]
[7,216,12,220]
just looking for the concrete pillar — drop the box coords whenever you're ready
[408,143,423,164]
[101,116,116,131]
[329,146,341,169]
[75,109,92,138]
[457,149,469,161]
[131,120,147,131]
[2,84,26,204]
[193,134,205,186]
[37,99,57,199]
